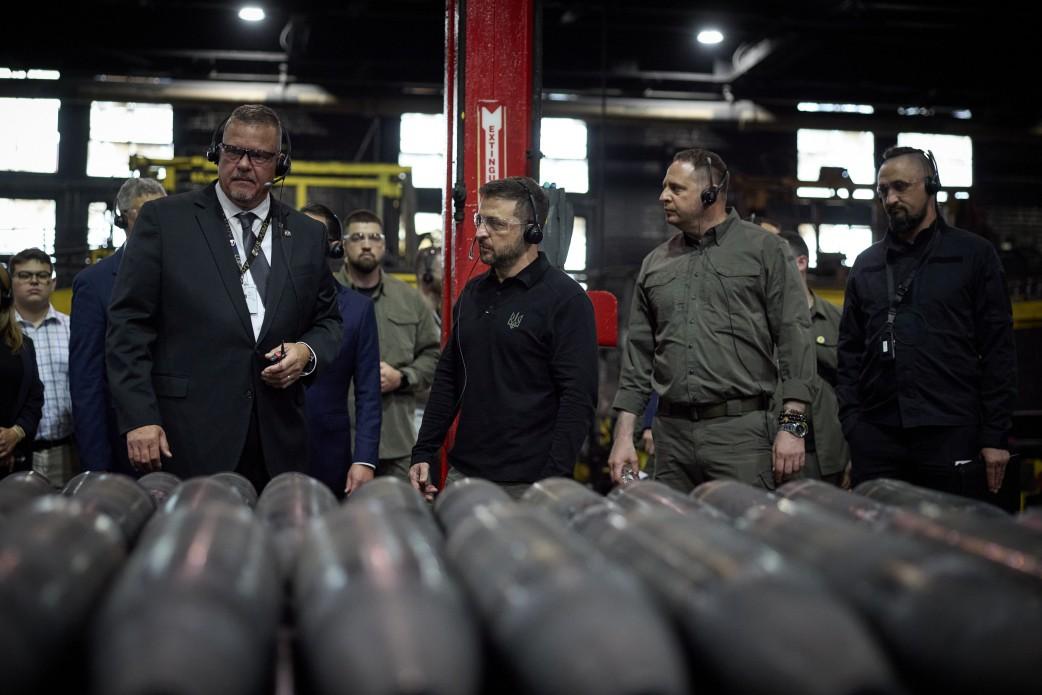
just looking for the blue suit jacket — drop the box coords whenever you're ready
[305,285,381,495]
[70,248,133,474]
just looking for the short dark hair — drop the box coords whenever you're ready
[344,209,383,228]
[673,148,729,192]
[780,232,809,259]
[10,248,53,274]
[301,202,340,241]
[880,146,935,177]
[227,104,282,144]
[478,176,549,228]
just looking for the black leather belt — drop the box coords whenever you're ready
[31,435,72,452]
[658,395,767,421]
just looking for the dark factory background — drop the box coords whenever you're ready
[2,2,1041,476]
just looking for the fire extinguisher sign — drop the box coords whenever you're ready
[479,101,506,185]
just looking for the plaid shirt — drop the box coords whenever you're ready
[17,305,73,441]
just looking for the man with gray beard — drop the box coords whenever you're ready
[837,146,1016,500]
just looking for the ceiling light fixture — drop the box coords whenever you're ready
[239,7,265,22]
[697,29,724,45]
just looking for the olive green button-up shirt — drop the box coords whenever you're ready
[335,267,441,460]
[614,209,814,416]
[808,292,849,476]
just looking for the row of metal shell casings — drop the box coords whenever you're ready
[1,468,1040,695]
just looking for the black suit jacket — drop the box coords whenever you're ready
[105,184,342,478]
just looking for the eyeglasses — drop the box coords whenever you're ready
[345,232,385,243]
[14,271,52,283]
[875,178,924,199]
[218,143,279,165]
[473,213,521,233]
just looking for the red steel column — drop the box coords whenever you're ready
[444,0,536,324]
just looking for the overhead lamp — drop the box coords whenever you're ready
[697,29,724,45]
[239,7,265,22]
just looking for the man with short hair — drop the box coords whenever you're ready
[837,146,1016,497]
[409,176,598,499]
[609,149,815,492]
[70,177,166,473]
[333,209,441,481]
[106,104,341,491]
[780,231,849,485]
[301,202,381,496]
[10,247,75,485]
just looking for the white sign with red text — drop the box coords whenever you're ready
[479,102,506,185]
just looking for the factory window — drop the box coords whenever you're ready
[398,114,591,194]
[399,113,446,189]
[541,118,589,194]
[412,212,444,237]
[796,223,818,269]
[817,224,872,267]
[797,129,875,185]
[0,198,57,255]
[896,133,973,188]
[87,201,127,250]
[565,215,587,273]
[0,98,61,174]
[87,102,174,178]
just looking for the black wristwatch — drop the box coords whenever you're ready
[398,371,410,391]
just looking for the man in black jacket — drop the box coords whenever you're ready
[837,146,1016,498]
[106,105,341,491]
[408,176,598,499]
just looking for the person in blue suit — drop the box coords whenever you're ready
[302,203,381,497]
[69,177,166,473]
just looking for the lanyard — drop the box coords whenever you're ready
[885,226,941,325]
[221,211,273,281]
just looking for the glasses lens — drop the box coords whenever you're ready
[221,144,275,164]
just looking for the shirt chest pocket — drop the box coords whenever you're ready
[644,268,682,327]
[381,309,419,367]
[705,260,763,317]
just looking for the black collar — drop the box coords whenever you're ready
[479,251,550,289]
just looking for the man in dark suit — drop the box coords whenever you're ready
[301,202,382,497]
[70,177,166,474]
[106,104,342,491]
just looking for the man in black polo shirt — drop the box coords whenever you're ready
[837,146,1016,499]
[409,176,598,499]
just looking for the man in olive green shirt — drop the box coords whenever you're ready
[334,209,441,480]
[780,232,850,486]
[609,149,815,491]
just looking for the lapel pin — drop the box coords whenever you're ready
[283,229,292,238]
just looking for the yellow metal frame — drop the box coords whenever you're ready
[128,155,411,220]
[815,289,1042,330]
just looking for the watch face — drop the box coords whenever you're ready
[783,422,808,438]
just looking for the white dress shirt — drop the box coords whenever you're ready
[214,182,272,340]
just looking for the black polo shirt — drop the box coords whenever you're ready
[836,219,1016,448]
[412,252,598,482]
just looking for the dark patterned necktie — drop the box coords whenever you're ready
[237,212,269,300]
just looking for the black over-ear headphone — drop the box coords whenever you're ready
[516,179,544,245]
[205,115,293,179]
[700,155,730,208]
[113,197,128,230]
[301,203,343,258]
[0,264,13,311]
[922,149,942,195]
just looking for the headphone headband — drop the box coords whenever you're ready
[700,155,729,208]
[516,179,543,245]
